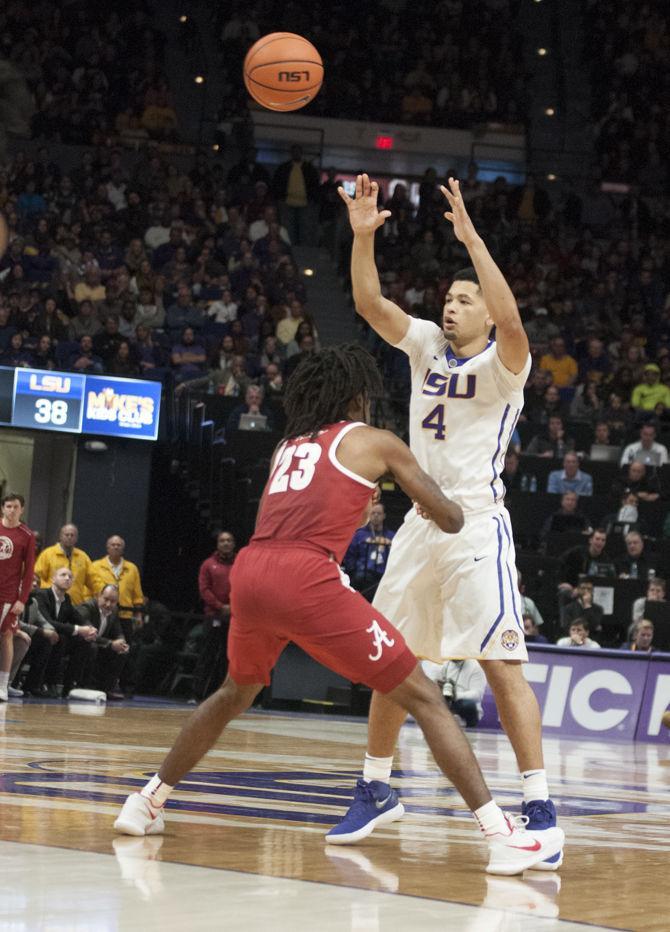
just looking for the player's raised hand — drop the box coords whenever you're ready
[338,173,391,235]
[441,178,479,247]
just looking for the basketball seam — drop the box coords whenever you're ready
[246,76,323,93]
[248,60,323,70]
[245,34,319,68]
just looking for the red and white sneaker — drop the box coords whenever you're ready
[114,792,165,836]
[485,814,564,876]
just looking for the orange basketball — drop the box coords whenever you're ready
[244,32,323,112]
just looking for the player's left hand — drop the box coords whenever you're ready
[441,178,480,247]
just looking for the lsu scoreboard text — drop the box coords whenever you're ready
[0,367,161,441]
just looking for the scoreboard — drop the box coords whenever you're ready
[0,366,161,441]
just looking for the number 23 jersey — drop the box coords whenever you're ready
[251,421,376,562]
[396,318,531,513]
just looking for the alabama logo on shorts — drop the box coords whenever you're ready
[501,629,520,652]
[366,619,395,661]
[0,536,14,560]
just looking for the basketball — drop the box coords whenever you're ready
[243,32,323,112]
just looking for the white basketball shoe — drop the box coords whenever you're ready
[114,792,166,836]
[485,814,564,876]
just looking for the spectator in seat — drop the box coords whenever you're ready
[1,332,32,367]
[524,307,559,349]
[108,340,140,377]
[560,577,604,639]
[195,531,236,700]
[604,490,646,538]
[539,336,578,389]
[632,577,666,625]
[171,327,207,383]
[541,491,591,539]
[29,567,96,697]
[73,266,106,307]
[590,420,616,451]
[613,461,661,503]
[525,415,575,458]
[421,658,487,728]
[517,571,546,629]
[547,452,593,495]
[284,333,317,379]
[556,618,600,649]
[261,362,284,398]
[35,524,97,606]
[620,423,669,468]
[625,619,655,653]
[523,614,548,644]
[77,585,129,698]
[343,500,396,596]
[271,144,320,246]
[616,531,655,580]
[69,335,104,374]
[166,284,204,338]
[68,300,102,340]
[93,316,125,364]
[226,384,273,432]
[276,298,306,346]
[91,536,145,643]
[631,363,670,413]
[558,528,616,589]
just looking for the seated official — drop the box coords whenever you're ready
[624,619,655,653]
[226,384,274,432]
[91,535,145,642]
[422,659,487,728]
[77,585,129,698]
[27,567,96,697]
[556,618,601,649]
[523,614,548,644]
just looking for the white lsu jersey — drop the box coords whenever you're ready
[395,318,531,513]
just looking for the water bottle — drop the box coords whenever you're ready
[529,475,538,493]
[520,475,529,492]
[630,563,638,579]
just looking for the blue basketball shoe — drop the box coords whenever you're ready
[522,799,563,870]
[326,779,404,845]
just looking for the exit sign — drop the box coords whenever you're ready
[375,134,394,150]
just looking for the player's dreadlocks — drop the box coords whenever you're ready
[283,343,384,440]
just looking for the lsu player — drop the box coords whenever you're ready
[330,175,562,870]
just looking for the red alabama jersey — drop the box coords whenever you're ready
[0,522,36,604]
[252,421,376,563]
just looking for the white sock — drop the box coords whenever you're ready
[474,800,509,837]
[362,754,393,784]
[140,773,173,808]
[0,672,9,691]
[522,769,549,803]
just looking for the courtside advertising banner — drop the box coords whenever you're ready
[80,375,161,440]
[480,646,670,743]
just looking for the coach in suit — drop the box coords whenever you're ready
[27,566,96,696]
[77,585,129,697]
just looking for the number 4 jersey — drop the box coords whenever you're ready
[252,421,376,562]
[396,318,531,513]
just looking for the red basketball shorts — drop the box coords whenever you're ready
[228,543,417,693]
[0,603,19,635]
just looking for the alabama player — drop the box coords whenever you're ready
[331,176,561,868]
[115,345,563,874]
[0,492,36,701]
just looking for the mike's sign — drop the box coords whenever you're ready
[480,646,670,743]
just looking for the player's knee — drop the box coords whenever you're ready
[481,659,524,692]
[391,667,444,717]
[216,676,262,714]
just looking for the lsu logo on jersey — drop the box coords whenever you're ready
[421,370,477,399]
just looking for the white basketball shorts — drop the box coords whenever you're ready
[372,504,527,662]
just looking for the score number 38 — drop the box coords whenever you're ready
[34,398,69,426]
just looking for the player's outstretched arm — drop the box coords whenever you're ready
[441,178,529,375]
[338,425,463,534]
[338,174,410,346]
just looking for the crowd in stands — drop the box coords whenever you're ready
[0,143,330,419]
[217,0,527,128]
[585,0,669,194]
[3,0,176,146]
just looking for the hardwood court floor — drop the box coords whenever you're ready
[0,699,668,931]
